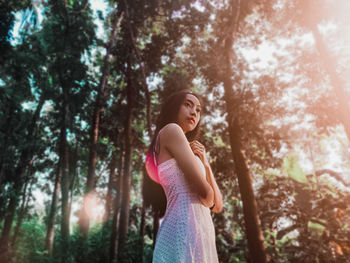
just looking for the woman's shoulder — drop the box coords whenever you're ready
[159,123,185,141]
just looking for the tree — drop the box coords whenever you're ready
[38,0,95,259]
[79,7,123,237]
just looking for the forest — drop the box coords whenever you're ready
[1,0,350,262]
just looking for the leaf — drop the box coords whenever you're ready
[307,220,325,236]
[283,155,308,183]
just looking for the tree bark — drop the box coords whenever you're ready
[58,89,70,263]
[103,149,118,222]
[79,9,123,237]
[139,170,147,260]
[221,1,268,262]
[45,166,62,254]
[0,186,19,263]
[68,145,78,228]
[117,62,134,262]
[0,105,14,186]
[109,148,124,263]
[11,176,33,246]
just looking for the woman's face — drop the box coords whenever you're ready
[177,94,201,133]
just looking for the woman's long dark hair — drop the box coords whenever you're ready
[143,90,203,217]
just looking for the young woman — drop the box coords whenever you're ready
[145,90,223,262]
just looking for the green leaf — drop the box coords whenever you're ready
[283,155,308,183]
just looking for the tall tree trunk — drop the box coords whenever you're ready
[109,149,124,263]
[68,145,78,225]
[45,97,72,255]
[122,2,154,255]
[117,63,134,262]
[122,0,152,137]
[104,95,123,223]
[221,1,268,262]
[59,90,70,263]
[0,185,19,263]
[45,166,62,254]
[79,10,123,237]
[103,150,118,222]
[139,170,147,260]
[0,105,14,186]
[11,176,33,246]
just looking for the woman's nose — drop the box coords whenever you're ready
[190,108,197,116]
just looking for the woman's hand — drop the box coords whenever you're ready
[189,140,209,167]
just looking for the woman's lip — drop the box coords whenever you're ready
[189,119,195,124]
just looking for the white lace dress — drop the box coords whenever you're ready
[152,156,219,263]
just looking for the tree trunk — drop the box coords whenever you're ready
[109,149,124,263]
[122,3,155,259]
[103,150,118,222]
[0,105,14,186]
[79,10,123,237]
[221,1,268,262]
[45,166,62,254]
[117,63,133,262]
[59,91,70,263]
[0,186,19,263]
[226,117,267,263]
[139,170,147,260]
[11,176,32,246]
[68,145,78,227]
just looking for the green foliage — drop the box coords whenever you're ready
[258,173,350,262]
[12,216,46,263]
[283,154,308,183]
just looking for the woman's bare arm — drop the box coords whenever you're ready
[190,140,223,213]
[160,123,214,208]
[203,164,223,213]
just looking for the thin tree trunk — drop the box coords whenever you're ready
[11,175,32,246]
[117,62,134,262]
[0,105,14,186]
[45,166,62,254]
[79,10,123,237]
[0,186,19,263]
[59,90,70,263]
[221,1,267,262]
[122,3,154,255]
[109,149,124,263]
[68,145,78,225]
[103,150,118,222]
[139,170,147,260]
[122,0,152,137]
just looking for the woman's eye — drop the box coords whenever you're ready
[196,108,201,113]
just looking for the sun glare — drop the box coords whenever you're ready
[83,191,105,223]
